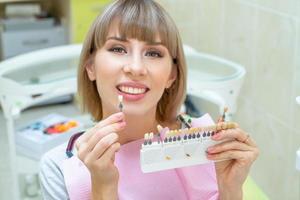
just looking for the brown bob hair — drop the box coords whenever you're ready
[77,0,187,123]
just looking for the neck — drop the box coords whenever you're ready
[117,113,180,144]
[118,112,159,144]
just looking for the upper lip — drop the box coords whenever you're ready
[116,82,149,90]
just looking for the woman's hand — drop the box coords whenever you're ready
[75,112,126,200]
[206,124,259,200]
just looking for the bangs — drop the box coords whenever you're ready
[93,0,178,58]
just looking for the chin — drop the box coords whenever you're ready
[122,104,156,117]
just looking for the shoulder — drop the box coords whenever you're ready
[39,143,70,200]
[40,142,68,173]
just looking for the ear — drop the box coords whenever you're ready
[166,65,177,89]
[85,58,96,81]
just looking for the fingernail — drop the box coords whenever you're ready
[116,112,123,117]
[115,113,124,120]
[119,121,126,127]
[207,147,214,152]
[206,153,213,159]
[108,137,117,145]
[213,133,221,139]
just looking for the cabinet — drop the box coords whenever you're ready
[0,0,71,60]
[2,26,66,58]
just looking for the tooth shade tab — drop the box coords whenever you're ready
[118,95,123,102]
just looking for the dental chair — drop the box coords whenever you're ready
[0,44,267,199]
[0,44,81,199]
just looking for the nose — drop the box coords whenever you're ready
[123,54,147,76]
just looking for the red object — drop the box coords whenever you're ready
[44,120,78,135]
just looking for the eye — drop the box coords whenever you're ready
[145,50,162,58]
[109,47,127,54]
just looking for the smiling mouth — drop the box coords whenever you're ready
[116,85,149,95]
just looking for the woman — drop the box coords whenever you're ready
[39,0,259,199]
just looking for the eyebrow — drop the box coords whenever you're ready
[106,36,164,46]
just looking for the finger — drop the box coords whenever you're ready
[207,149,258,163]
[94,112,125,129]
[207,140,253,154]
[76,112,124,148]
[83,133,119,165]
[86,121,125,150]
[98,142,121,164]
[212,128,256,147]
[88,121,126,146]
[76,122,123,161]
[75,128,92,150]
[77,141,90,162]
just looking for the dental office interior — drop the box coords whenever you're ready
[0,0,299,199]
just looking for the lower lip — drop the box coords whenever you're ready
[117,89,148,101]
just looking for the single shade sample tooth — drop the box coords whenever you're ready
[188,128,194,134]
[118,95,123,111]
[208,126,214,131]
[144,133,149,145]
[174,129,180,135]
[165,130,170,138]
[214,124,218,131]
[195,127,201,133]
[157,124,163,132]
[176,129,181,135]
[181,128,187,134]
[144,133,149,140]
[149,132,154,139]
[221,122,227,130]
[169,130,174,136]
[192,127,197,133]
[228,122,238,129]
[219,107,229,122]
[217,124,222,131]
[148,132,153,145]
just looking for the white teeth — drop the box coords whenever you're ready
[129,87,134,94]
[119,86,146,94]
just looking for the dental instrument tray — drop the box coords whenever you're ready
[140,114,237,173]
[16,113,83,160]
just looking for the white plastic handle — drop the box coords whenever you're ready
[296,96,300,105]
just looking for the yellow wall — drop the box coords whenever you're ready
[71,0,111,43]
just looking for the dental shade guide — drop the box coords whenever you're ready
[140,111,237,173]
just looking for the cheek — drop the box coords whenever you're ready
[95,55,120,76]
[94,54,123,83]
[93,56,121,96]
[151,64,173,88]
[148,66,173,102]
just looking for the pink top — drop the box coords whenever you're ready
[62,114,219,200]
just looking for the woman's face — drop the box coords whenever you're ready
[86,23,176,117]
